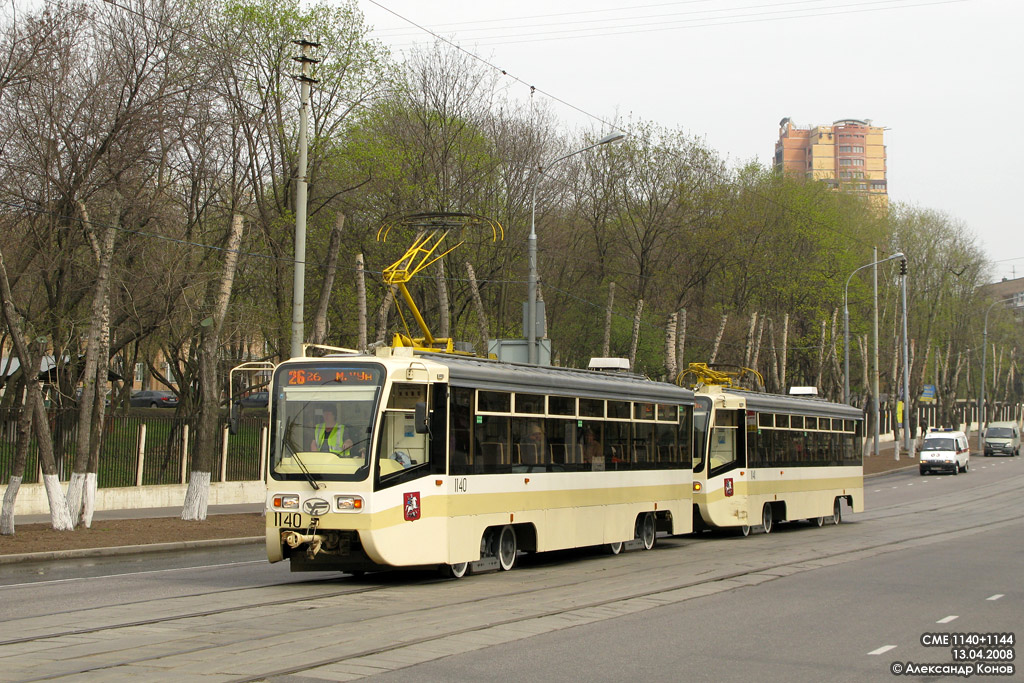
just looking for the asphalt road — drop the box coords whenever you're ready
[0,455,1018,682]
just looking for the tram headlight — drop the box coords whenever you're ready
[274,494,299,509]
[692,482,702,492]
[336,495,364,512]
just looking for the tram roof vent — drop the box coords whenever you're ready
[788,386,818,396]
[588,357,631,372]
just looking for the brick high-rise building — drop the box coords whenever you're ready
[774,118,887,203]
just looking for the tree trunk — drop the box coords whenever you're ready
[466,262,490,350]
[664,312,678,379]
[676,308,687,376]
[0,247,73,530]
[377,285,396,345]
[82,297,112,528]
[436,258,450,339]
[602,282,615,357]
[743,312,757,367]
[628,299,643,370]
[356,253,367,350]
[751,315,765,378]
[709,314,728,365]
[0,377,32,536]
[68,203,118,525]
[815,318,827,390]
[780,314,789,391]
[309,213,345,345]
[182,214,244,522]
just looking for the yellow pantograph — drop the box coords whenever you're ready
[377,212,503,353]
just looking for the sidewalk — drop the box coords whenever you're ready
[1,503,265,565]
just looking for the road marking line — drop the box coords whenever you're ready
[937,615,958,624]
[874,490,882,492]
[869,645,897,656]
[0,559,267,589]
[987,594,1005,601]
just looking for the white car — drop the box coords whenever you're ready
[983,421,1021,457]
[919,430,969,475]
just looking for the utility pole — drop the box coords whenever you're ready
[872,247,881,456]
[290,39,320,358]
[900,256,910,459]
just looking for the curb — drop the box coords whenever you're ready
[0,535,263,565]
[865,464,918,478]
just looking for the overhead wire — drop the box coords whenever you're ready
[380,0,967,47]
[366,0,908,256]
[11,0,926,355]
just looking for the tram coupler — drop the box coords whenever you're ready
[282,531,325,559]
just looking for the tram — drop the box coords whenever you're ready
[687,366,864,535]
[263,347,695,576]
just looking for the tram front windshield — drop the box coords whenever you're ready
[269,364,384,482]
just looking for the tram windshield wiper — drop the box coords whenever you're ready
[283,415,321,491]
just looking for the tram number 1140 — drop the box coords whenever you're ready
[274,512,303,527]
[454,478,468,493]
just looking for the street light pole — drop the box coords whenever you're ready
[528,131,625,365]
[900,257,910,459]
[843,250,904,404]
[978,296,1015,450]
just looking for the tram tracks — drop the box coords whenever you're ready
[5,495,1020,683]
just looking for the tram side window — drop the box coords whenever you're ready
[692,398,711,473]
[633,421,656,463]
[753,430,770,466]
[512,417,548,465]
[676,406,693,469]
[708,425,737,474]
[655,422,677,464]
[548,418,579,465]
[476,414,511,472]
[605,420,630,464]
[772,428,790,466]
[580,398,604,418]
[449,387,474,475]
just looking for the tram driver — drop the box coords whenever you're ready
[310,404,357,456]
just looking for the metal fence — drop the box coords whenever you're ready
[0,409,266,488]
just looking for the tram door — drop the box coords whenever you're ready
[705,407,748,527]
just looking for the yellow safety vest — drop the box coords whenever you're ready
[314,423,348,455]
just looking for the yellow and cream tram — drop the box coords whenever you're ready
[264,347,695,576]
[691,383,864,535]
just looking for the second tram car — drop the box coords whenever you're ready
[691,384,864,535]
[265,347,695,576]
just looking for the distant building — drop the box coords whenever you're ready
[982,276,1024,313]
[774,117,888,204]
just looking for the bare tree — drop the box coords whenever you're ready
[182,214,245,521]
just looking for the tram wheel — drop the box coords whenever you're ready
[606,541,623,555]
[497,525,517,571]
[738,524,751,537]
[636,513,656,550]
[761,503,773,534]
[812,516,825,528]
[441,562,469,579]
[831,498,842,525]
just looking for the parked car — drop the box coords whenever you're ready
[130,390,179,408]
[983,421,1021,456]
[919,429,970,475]
[238,391,269,409]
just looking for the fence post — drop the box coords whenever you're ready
[136,423,147,487]
[180,423,190,484]
[220,425,229,482]
[259,425,268,482]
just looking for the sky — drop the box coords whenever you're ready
[358,0,1023,283]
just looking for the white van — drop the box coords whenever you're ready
[919,429,970,475]
[983,421,1021,457]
